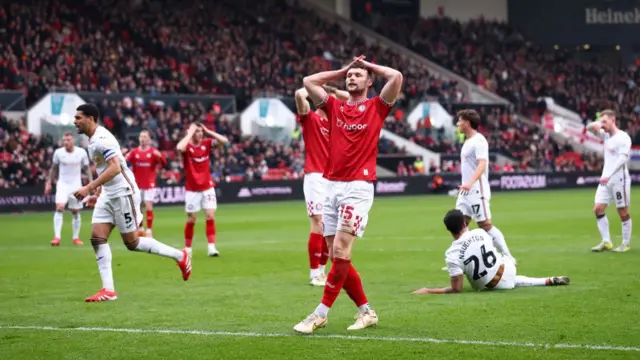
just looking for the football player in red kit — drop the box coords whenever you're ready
[294,56,403,333]
[126,129,167,237]
[176,123,229,256]
[295,85,349,286]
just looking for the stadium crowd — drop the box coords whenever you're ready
[0,0,613,189]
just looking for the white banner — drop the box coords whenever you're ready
[406,101,455,139]
[240,98,296,145]
[543,97,603,152]
[27,93,87,135]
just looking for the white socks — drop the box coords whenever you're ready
[515,276,548,287]
[358,304,372,313]
[94,244,114,291]
[319,264,326,274]
[53,211,63,238]
[487,226,511,257]
[596,215,611,244]
[310,268,322,279]
[314,303,330,318]
[622,218,632,246]
[135,236,183,261]
[72,213,81,239]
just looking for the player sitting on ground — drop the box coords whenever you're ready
[413,209,570,294]
[444,109,514,271]
[45,132,92,246]
[295,84,350,287]
[586,110,633,253]
[72,103,191,302]
[294,55,403,334]
[177,123,229,257]
[125,129,167,238]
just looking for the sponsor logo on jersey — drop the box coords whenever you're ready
[336,119,368,131]
[191,156,209,163]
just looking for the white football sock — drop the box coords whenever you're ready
[622,218,632,246]
[596,215,611,243]
[310,269,321,279]
[515,276,548,287]
[53,211,63,238]
[135,236,183,261]
[487,226,511,257]
[72,213,81,239]
[94,244,114,291]
[358,303,372,313]
[319,264,326,274]
[314,303,330,318]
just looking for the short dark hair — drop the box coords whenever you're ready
[63,131,74,137]
[600,109,616,118]
[348,63,373,78]
[443,209,466,235]
[76,103,100,122]
[140,128,150,135]
[457,109,481,130]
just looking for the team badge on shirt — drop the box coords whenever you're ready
[358,104,366,112]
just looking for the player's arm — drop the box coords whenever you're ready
[155,149,168,167]
[412,275,464,294]
[303,57,362,106]
[585,120,603,135]
[357,59,403,105]
[44,163,58,195]
[176,124,198,152]
[82,151,93,183]
[323,85,350,101]
[74,146,121,200]
[295,87,311,115]
[201,125,229,144]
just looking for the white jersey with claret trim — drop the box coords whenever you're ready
[445,228,504,290]
[602,130,632,179]
[88,126,138,198]
[460,132,490,196]
[53,147,89,188]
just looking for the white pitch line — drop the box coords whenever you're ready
[1,325,639,352]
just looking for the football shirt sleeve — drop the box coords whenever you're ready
[475,137,490,161]
[52,150,60,165]
[374,96,394,121]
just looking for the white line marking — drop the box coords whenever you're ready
[1,325,638,352]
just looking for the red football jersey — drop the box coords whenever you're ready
[126,146,167,189]
[182,138,215,191]
[297,111,330,174]
[321,96,393,181]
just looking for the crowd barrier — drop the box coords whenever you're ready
[1,171,638,213]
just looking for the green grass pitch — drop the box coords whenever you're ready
[1,188,639,359]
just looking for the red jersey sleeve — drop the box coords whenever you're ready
[297,113,310,123]
[204,138,214,152]
[155,149,167,168]
[374,96,394,121]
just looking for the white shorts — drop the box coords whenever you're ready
[455,189,491,222]
[140,188,157,203]
[595,178,631,208]
[493,256,517,290]
[304,173,329,216]
[55,183,83,210]
[323,180,374,238]
[185,188,217,213]
[92,192,143,234]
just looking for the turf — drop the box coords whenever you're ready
[1,188,639,359]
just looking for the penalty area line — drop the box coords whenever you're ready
[1,325,639,352]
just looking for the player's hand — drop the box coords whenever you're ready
[73,186,91,201]
[44,182,52,195]
[412,288,430,295]
[340,55,365,74]
[84,195,98,208]
[187,123,199,134]
[154,149,162,158]
[600,176,609,185]
[458,183,472,195]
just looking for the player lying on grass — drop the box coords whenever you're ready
[413,209,570,294]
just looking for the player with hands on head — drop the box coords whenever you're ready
[177,122,229,257]
[412,209,570,295]
[586,110,633,252]
[293,55,403,334]
[294,84,349,287]
[73,103,191,302]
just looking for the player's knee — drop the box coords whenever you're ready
[477,220,492,230]
[55,205,65,212]
[71,210,80,215]
[123,237,139,251]
[90,236,108,247]
[594,205,606,216]
[618,208,630,220]
[332,232,354,259]
[186,213,197,223]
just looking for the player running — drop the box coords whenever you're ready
[586,110,633,252]
[446,109,514,269]
[45,132,92,246]
[294,85,350,287]
[176,123,229,257]
[125,129,167,238]
[293,56,403,334]
[413,209,570,294]
[72,104,191,302]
